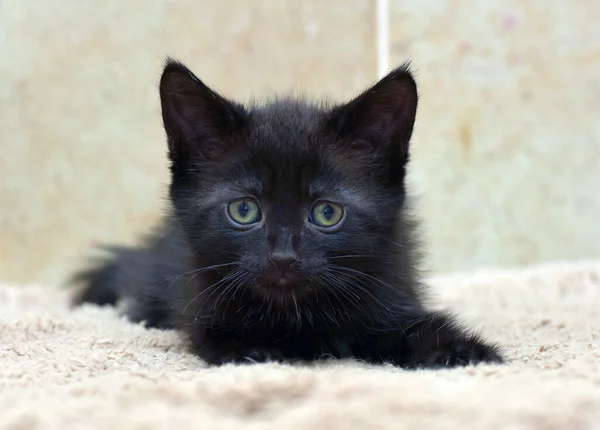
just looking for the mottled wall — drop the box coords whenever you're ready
[0,0,598,285]
[393,1,600,272]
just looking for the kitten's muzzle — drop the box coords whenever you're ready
[267,251,300,287]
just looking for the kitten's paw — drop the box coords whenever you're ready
[214,348,287,365]
[415,337,503,369]
[70,262,121,307]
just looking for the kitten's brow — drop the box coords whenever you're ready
[195,180,262,210]
[194,184,244,210]
[337,185,378,212]
[311,177,377,212]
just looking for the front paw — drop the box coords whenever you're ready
[212,347,286,365]
[415,336,503,369]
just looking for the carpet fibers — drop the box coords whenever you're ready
[1,262,600,429]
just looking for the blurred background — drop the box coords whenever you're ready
[1,0,599,286]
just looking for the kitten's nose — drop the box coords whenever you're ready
[270,252,296,273]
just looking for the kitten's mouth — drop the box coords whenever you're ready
[276,274,293,287]
[255,271,310,306]
[263,270,301,288]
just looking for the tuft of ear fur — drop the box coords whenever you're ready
[327,63,418,186]
[159,58,247,179]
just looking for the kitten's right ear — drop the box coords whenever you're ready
[159,59,246,177]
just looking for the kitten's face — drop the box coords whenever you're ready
[159,60,418,306]
[174,109,401,299]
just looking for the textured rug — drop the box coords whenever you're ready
[1,262,599,429]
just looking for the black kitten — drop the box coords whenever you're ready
[72,59,503,368]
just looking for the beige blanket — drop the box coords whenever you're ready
[1,262,599,429]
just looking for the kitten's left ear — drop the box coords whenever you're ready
[327,64,418,184]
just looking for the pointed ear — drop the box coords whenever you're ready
[327,64,418,185]
[159,58,246,178]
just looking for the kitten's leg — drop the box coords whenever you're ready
[126,289,174,329]
[404,311,503,368]
[362,311,503,369]
[71,260,121,307]
[70,250,174,329]
[188,329,290,365]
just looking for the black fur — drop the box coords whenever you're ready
[71,59,503,368]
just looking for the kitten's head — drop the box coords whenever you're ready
[159,59,420,315]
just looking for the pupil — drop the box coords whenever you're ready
[322,205,334,220]
[238,202,250,218]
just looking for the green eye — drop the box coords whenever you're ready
[227,198,262,226]
[310,202,344,229]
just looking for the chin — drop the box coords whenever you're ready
[253,273,312,305]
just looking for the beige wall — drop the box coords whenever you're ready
[0,0,598,285]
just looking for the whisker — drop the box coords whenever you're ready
[328,254,380,260]
[181,268,242,315]
[321,272,373,322]
[155,261,242,293]
[214,270,250,315]
[307,275,345,326]
[202,268,245,305]
[325,266,398,319]
[327,264,396,291]
[381,237,407,249]
[291,290,301,327]
[322,272,362,303]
